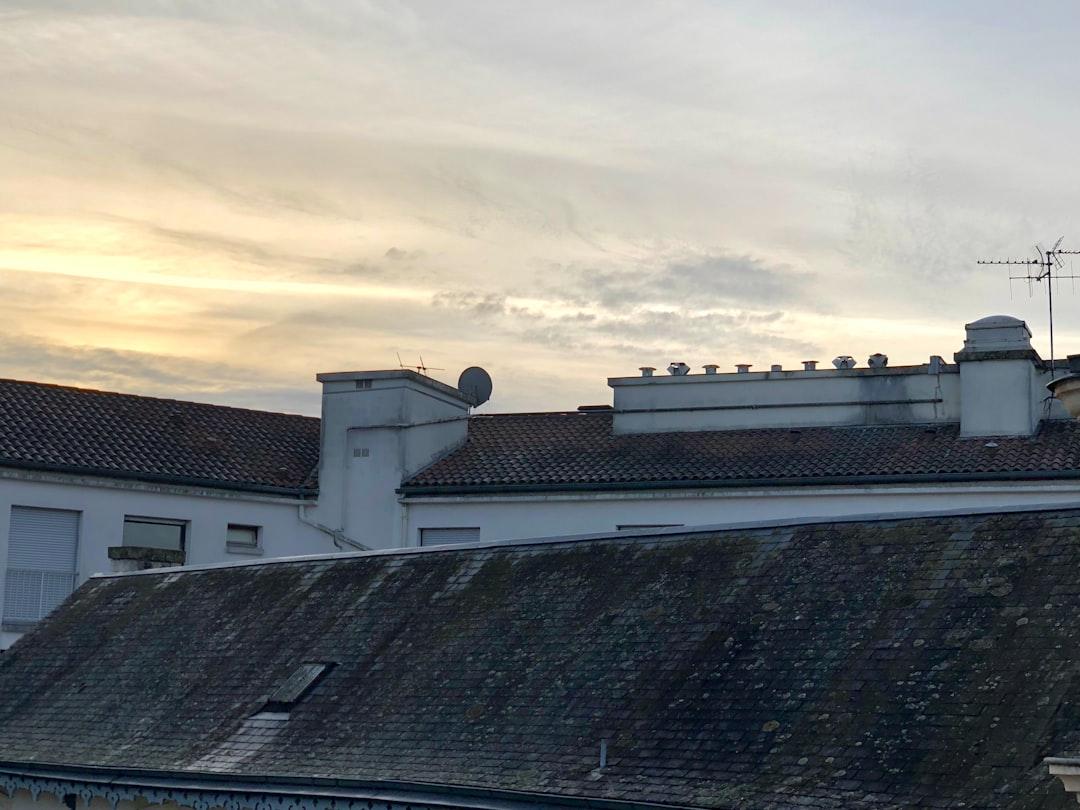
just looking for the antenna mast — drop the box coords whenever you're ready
[977,236,1080,378]
[396,352,445,376]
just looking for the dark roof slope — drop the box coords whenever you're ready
[403,412,1080,492]
[4,508,1080,807]
[0,379,319,495]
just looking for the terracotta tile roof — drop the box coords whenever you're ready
[4,508,1080,807]
[403,412,1080,492]
[0,378,319,495]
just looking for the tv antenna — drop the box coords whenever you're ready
[977,236,1080,377]
[396,352,444,376]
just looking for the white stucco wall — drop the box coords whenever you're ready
[402,481,1080,546]
[0,469,332,646]
[610,365,963,433]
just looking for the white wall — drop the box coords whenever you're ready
[610,365,962,433]
[0,469,332,646]
[403,481,1080,545]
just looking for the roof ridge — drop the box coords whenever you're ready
[0,377,318,422]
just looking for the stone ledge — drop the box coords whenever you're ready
[107,546,185,565]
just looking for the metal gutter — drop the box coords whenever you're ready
[0,458,318,499]
[0,761,696,810]
[399,469,1080,498]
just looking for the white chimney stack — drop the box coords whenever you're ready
[314,370,470,548]
[955,315,1040,436]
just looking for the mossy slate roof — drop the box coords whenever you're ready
[4,509,1080,807]
[0,378,319,494]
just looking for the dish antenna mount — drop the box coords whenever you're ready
[458,366,493,407]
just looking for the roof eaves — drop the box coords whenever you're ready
[0,458,318,499]
[0,761,699,810]
[399,468,1080,496]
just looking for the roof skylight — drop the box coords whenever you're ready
[262,662,334,713]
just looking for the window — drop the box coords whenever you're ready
[262,662,335,713]
[4,506,79,625]
[419,527,481,547]
[123,517,186,551]
[226,524,261,554]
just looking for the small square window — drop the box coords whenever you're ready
[226,524,261,554]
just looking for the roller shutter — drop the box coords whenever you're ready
[4,506,79,623]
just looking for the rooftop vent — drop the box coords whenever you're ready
[770,364,782,372]
[868,353,888,368]
[802,360,817,371]
[703,364,719,375]
[833,355,856,369]
[639,366,655,378]
[668,362,690,376]
[735,364,752,374]
[262,662,335,713]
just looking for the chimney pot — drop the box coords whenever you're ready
[639,366,655,378]
[736,364,752,374]
[802,360,818,371]
[770,364,782,373]
[703,364,719,375]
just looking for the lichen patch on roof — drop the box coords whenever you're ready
[3,508,1080,807]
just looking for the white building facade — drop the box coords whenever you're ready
[0,470,331,647]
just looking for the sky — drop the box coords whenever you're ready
[3,1,1080,414]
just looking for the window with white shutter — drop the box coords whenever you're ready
[4,506,79,625]
[419,527,481,546]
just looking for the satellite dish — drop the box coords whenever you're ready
[458,366,493,407]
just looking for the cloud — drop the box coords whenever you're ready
[0,331,275,395]
[431,290,508,317]
[539,251,818,313]
[385,246,425,261]
[3,0,1080,412]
